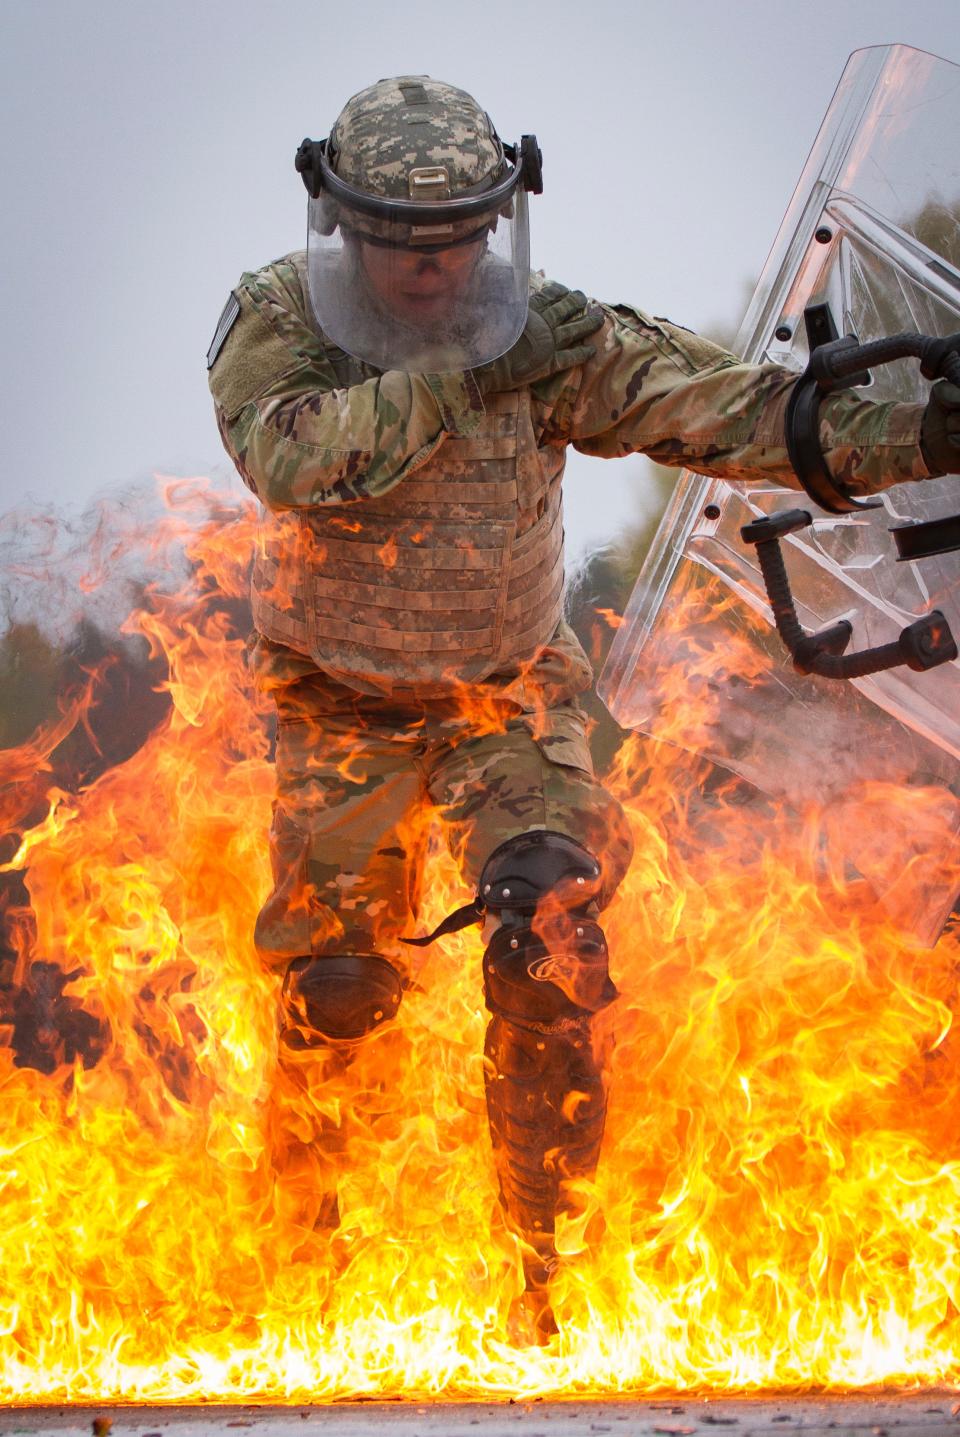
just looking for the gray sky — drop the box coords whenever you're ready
[2,0,960,559]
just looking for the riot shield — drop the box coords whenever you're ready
[598,44,960,945]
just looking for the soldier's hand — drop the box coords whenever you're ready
[473,281,604,394]
[920,379,960,475]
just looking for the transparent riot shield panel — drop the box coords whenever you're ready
[598,44,960,944]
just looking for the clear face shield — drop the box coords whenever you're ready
[296,137,539,373]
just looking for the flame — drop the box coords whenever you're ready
[377,535,399,570]
[596,607,624,631]
[0,478,959,1401]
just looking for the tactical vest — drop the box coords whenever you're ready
[251,387,567,693]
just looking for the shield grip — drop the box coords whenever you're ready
[740,511,958,679]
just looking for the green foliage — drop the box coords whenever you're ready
[909,197,960,271]
[0,622,64,750]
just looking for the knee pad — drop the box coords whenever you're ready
[479,831,616,1026]
[483,918,616,1028]
[281,953,403,1042]
[479,830,604,925]
[404,829,609,951]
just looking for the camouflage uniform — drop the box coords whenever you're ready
[213,251,930,700]
[208,76,934,1315]
[209,252,930,973]
[253,660,632,971]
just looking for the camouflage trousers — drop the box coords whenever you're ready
[255,669,634,971]
[256,666,634,1247]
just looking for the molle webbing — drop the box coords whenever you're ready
[252,388,567,687]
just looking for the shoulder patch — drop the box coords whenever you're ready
[206,292,241,371]
[208,288,308,419]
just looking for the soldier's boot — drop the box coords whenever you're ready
[477,832,617,1343]
[270,952,404,1242]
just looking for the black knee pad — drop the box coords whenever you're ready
[478,831,616,1027]
[405,831,608,951]
[483,917,617,1028]
[282,953,402,1042]
[479,830,604,923]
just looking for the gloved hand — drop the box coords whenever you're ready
[920,379,960,475]
[473,280,604,394]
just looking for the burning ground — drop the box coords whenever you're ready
[0,478,959,1400]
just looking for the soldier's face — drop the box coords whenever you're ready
[359,238,484,324]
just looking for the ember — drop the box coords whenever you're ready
[0,477,958,1400]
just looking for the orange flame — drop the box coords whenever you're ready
[596,607,624,631]
[377,535,399,570]
[0,478,959,1400]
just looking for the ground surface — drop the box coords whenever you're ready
[4,1396,960,1437]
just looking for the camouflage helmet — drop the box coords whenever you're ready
[296,76,542,374]
[328,76,506,202]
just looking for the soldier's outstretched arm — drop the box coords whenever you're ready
[540,302,935,498]
[208,262,485,510]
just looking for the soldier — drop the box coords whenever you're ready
[207,76,960,1338]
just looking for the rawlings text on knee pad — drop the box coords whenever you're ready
[483,918,617,1028]
[282,953,402,1042]
[480,832,616,1026]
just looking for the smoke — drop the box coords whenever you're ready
[0,473,257,1072]
[0,475,231,646]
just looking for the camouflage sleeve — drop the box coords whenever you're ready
[539,302,933,495]
[208,259,485,510]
